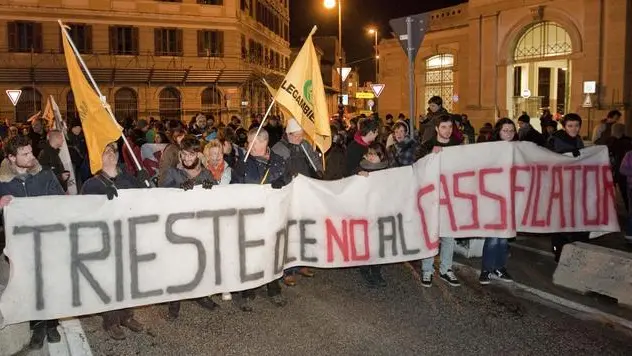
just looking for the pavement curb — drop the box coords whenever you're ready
[48,319,92,356]
[451,261,632,333]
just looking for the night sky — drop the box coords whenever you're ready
[290,0,467,83]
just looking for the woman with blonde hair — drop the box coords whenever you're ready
[203,139,232,185]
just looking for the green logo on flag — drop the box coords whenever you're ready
[303,80,313,105]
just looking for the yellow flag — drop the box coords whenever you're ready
[61,24,121,174]
[271,26,331,153]
[42,97,55,129]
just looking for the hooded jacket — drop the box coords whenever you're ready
[345,132,370,177]
[547,129,584,155]
[0,159,65,198]
[272,138,323,179]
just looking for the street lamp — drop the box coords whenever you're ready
[324,0,344,117]
[367,28,379,83]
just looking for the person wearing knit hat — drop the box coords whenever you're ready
[271,117,323,286]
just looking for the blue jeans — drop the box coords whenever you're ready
[421,237,455,274]
[481,238,508,272]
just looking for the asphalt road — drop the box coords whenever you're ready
[81,263,632,356]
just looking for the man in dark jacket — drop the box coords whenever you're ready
[159,135,218,319]
[345,118,379,177]
[606,123,632,211]
[0,135,65,350]
[38,130,69,191]
[81,142,145,340]
[271,118,322,286]
[265,115,284,148]
[417,114,462,289]
[233,128,287,311]
[517,114,546,146]
[547,113,589,261]
[28,118,47,158]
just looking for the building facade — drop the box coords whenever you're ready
[378,0,632,134]
[0,0,290,124]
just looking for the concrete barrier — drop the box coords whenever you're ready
[553,242,632,306]
[0,254,31,355]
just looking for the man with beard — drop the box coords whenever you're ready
[0,135,65,350]
[189,113,208,137]
[159,134,218,319]
[38,130,70,191]
[81,142,145,340]
[417,114,462,288]
[233,128,288,311]
[271,118,321,286]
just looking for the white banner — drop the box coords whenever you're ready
[0,142,618,326]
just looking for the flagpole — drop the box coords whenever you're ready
[58,20,148,187]
[243,97,276,162]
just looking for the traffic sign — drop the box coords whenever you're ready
[370,84,385,98]
[521,89,531,99]
[389,12,430,60]
[452,94,459,103]
[367,99,375,107]
[356,92,375,99]
[582,94,593,108]
[336,67,352,82]
[583,81,596,94]
[6,90,22,106]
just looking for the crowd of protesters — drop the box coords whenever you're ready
[0,96,627,348]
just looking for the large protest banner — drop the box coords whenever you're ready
[0,142,618,326]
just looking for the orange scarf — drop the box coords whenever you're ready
[208,161,225,182]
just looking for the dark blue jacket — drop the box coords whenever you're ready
[0,159,65,198]
[81,170,143,195]
[232,150,287,186]
[548,129,584,155]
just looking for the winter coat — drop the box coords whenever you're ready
[345,133,370,177]
[324,144,346,181]
[619,151,632,187]
[232,150,287,187]
[28,129,47,158]
[606,136,632,180]
[158,143,180,187]
[160,165,214,188]
[0,159,64,198]
[81,170,143,195]
[37,142,67,191]
[272,138,323,179]
[359,159,389,173]
[420,108,450,143]
[593,120,613,144]
[518,124,546,147]
[547,129,584,155]
[417,136,461,160]
[388,138,418,167]
[206,161,232,186]
[265,124,284,148]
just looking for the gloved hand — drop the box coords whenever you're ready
[202,180,215,190]
[180,180,195,191]
[136,169,150,184]
[572,149,580,158]
[104,185,118,200]
[271,179,284,189]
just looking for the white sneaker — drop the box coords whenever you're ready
[421,272,433,288]
[222,292,232,301]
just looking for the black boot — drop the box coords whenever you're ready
[47,326,61,343]
[29,324,46,350]
[371,266,387,288]
[196,296,219,311]
[360,267,377,288]
[167,302,180,320]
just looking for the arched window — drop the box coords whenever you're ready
[15,87,42,123]
[514,22,572,61]
[159,87,181,121]
[201,86,223,116]
[424,54,454,111]
[66,91,78,123]
[114,88,138,121]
